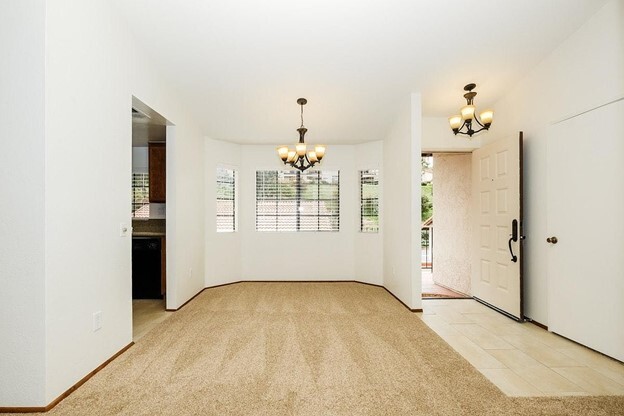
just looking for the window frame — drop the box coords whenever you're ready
[255,169,340,232]
[360,169,380,233]
[132,172,150,219]
[216,167,237,233]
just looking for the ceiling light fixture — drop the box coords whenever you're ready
[277,98,326,172]
[448,83,494,137]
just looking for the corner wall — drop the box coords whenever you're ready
[204,139,242,287]
[203,140,386,286]
[382,94,422,310]
[354,141,384,286]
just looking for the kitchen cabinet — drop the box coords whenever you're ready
[149,142,166,202]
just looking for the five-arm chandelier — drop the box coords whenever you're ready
[276,98,326,172]
[448,83,494,137]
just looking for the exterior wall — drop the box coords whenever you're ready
[432,154,472,295]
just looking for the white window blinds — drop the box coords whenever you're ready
[132,172,150,218]
[360,169,379,232]
[256,170,340,232]
[216,168,236,232]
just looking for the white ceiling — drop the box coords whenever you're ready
[112,0,607,144]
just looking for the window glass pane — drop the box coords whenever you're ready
[255,170,339,232]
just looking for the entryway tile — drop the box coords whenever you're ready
[486,349,544,369]
[450,323,515,350]
[420,298,624,398]
[480,368,544,397]
[511,366,586,395]
[552,367,624,395]
[557,347,624,386]
[439,335,507,369]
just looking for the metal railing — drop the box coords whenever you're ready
[421,226,433,270]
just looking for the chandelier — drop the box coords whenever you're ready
[448,83,494,137]
[276,98,326,172]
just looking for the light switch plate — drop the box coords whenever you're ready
[120,222,129,237]
[93,311,102,332]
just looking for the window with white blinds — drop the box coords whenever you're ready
[360,169,379,232]
[132,172,150,218]
[256,170,340,232]
[216,168,236,232]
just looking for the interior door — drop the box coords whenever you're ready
[471,133,523,320]
[547,100,624,361]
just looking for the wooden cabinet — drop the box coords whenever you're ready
[149,143,166,202]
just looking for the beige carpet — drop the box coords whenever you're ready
[18,283,624,415]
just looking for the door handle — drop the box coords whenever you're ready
[508,219,518,263]
[546,236,558,244]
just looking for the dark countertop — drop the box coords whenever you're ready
[132,219,165,238]
[133,231,166,238]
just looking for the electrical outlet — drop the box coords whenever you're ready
[93,311,102,332]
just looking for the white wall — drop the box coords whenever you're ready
[132,147,148,173]
[485,0,624,324]
[203,140,385,285]
[0,0,47,406]
[432,153,472,295]
[239,145,357,280]
[383,94,422,310]
[205,139,242,286]
[0,0,209,406]
[354,141,384,285]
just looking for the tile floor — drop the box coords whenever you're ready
[132,299,172,341]
[421,270,469,299]
[420,298,624,397]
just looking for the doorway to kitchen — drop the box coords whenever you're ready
[131,97,172,341]
[421,153,471,299]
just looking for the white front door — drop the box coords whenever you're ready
[471,133,523,320]
[547,100,624,361]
